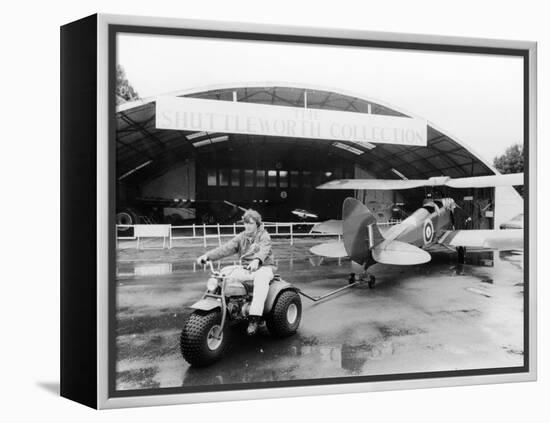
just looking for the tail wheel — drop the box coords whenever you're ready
[266,291,302,337]
[180,310,227,367]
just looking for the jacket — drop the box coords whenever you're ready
[206,226,275,267]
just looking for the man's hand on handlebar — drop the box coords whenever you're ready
[196,254,209,265]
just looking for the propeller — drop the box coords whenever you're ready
[317,173,523,190]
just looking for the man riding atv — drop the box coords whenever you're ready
[197,209,275,336]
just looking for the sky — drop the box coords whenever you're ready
[117,32,524,164]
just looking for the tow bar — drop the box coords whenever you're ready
[297,274,370,302]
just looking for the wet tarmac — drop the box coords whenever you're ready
[115,239,524,391]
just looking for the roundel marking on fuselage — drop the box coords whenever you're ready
[423,219,434,245]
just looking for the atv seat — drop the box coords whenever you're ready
[240,274,281,292]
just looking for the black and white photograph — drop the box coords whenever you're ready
[112,26,529,396]
[5,0,550,417]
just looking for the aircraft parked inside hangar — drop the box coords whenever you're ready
[310,173,524,285]
[291,208,319,220]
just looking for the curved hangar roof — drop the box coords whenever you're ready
[116,84,496,183]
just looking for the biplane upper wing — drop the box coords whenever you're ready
[317,172,523,190]
[437,229,523,250]
[318,179,429,190]
[446,173,523,188]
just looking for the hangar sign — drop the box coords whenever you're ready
[156,96,427,146]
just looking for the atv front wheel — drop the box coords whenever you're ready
[266,290,302,337]
[180,310,227,366]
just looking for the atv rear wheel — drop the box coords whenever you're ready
[180,310,227,366]
[266,290,302,337]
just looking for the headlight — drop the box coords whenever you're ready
[206,277,219,292]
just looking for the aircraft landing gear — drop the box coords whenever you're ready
[367,274,376,289]
[456,246,466,264]
[348,272,376,289]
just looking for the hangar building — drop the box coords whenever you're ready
[115,83,522,229]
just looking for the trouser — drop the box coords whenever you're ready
[222,265,274,316]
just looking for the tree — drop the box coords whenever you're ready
[494,143,524,174]
[494,143,524,196]
[116,64,139,103]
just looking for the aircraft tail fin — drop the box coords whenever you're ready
[342,197,384,265]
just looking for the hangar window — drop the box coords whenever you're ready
[219,169,229,186]
[279,171,289,188]
[256,169,266,187]
[244,170,254,187]
[207,169,217,186]
[231,169,240,187]
[268,170,277,187]
[290,171,299,188]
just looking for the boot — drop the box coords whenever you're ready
[247,316,261,336]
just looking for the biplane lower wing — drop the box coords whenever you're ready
[372,239,432,265]
[310,219,343,235]
[310,241,348,258]
[309,239,433,265]
[437,229,523,250]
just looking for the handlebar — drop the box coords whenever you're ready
[199,259,252,275]
[200,259,216,273]
[208,261,215,273]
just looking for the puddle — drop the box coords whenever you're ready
[466,287,492,298]
[179,332,389,386]
[117,255,347,280]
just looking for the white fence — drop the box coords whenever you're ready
[134,224,172,249]
[117,220,402,249]
[117,221,341,249]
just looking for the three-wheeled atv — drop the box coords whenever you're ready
[180,261,302,366]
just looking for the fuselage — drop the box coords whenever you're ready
[340,196,456,267]
[382,199,453,248]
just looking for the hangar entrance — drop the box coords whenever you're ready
[196,139,354,223]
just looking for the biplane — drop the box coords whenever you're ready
[310,173,524,285]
